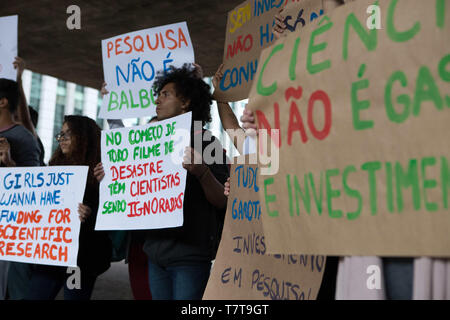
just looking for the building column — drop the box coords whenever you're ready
[36,75,57,163]
[83,87,99,120]
[21,69,32,102]
[64,82,76,115]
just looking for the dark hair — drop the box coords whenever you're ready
[0,79,19,113]
[152,64,212,126]
[49,115,101,185]
[28,106,38,128]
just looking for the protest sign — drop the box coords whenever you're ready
[247,0,450,256]
[214,0,323,102]
[99,22,194,119]
[95,112,191,230]
[0,15,18,81]
[0,166,87,267]
[203,160,325,300]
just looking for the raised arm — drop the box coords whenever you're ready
[183,146,227,209]
[212,64,247,154]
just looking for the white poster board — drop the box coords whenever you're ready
[0,15,18,81]
[0,166,87,267]
[99,21,195,119]
[95,112,192,230]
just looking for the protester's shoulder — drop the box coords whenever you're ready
[9,124,35,139]
[12,125,38,144]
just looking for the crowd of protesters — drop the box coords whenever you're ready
[0,0,447,301]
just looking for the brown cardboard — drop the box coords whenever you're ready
[214,0,324,102]
[247,0,450,256]
[203,159,325,299]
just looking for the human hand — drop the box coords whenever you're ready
[273,9,287,39]
[224,177,231,197]
[100,82,109,98]
[182,147,208,179]
[93,162,105,182]
[212,63,224,91]
[240,104,257,137]
[13,56,26,81]
[192,63,204,79]
[78,203,92,222]
[0,137,15,167]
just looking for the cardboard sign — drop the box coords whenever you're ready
[203,160,325,300]
[99,22,194,119]
[0,166,87,267]
[0,15,18,81]
[214,0,323,102]
[95,112,192,230]
[247,0,450,256]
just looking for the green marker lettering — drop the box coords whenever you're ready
[421,157,438,212]
[361,161,382,215]
[351,64,373,130]
[264,177,278,217]
[413,66,443,115]
[385,70,410,123]
[289,37,301,81]
[385,162,395,213]
[325,168,342,218]
[257,44,284,96]
[395,159,420,213]
[342,13,378,61]
[440,156,450,209]
[307,18,333,74]
[342,165,362,221]
[436,0,446,29]
[387,0,421,42]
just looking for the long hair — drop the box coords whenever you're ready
[0,78,19,113]
[152,64,212,126]
[49,115,101,185]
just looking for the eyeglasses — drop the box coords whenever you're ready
[55,131,71,142]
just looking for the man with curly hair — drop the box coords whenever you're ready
[142,64,229,300]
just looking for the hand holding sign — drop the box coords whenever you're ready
[182,146,207,178]
[77,203,92,222]
[93,162,105,182]
[0,137,15,167]
[12,56,25,81]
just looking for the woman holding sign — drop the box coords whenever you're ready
[27,115,112,300]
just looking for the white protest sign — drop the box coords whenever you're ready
[0,15,18,81]
[95,112,192,230]
[99,21,195,119]
[0,166,87,267]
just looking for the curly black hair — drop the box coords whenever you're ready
[152,64,212,126]
[0,79,19,113]
[49,115,101,185]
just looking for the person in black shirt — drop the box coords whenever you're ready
[142,64,229,300]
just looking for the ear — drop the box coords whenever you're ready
[0,97,8,109]
[181,98,191,112]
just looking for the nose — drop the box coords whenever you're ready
[155,96,161,105]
